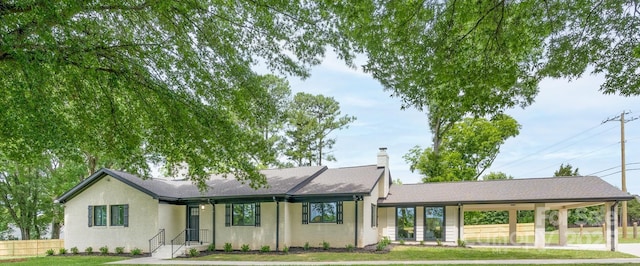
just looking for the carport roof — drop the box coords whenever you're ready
[378,176,634,206]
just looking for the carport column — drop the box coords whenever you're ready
[558,208,568,246]
[534,203,546,249]
[605,202,619,251]
[508,209,517,245]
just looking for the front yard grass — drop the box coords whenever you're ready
[192,245,636,261]
[1,255,128,266]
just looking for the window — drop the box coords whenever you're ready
[424,207,444,241]
[110,204,129,227]
[310,202,337,223]
[226,203,260,226]
[90,205,107,227]
[371,204,377,227]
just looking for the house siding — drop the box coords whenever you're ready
[378,207,396,240]
[213,202,278,250]
[445,205,463,242]
[158,203,186,243]
[288,201,358,248]
[63,174,158,252]
[362,181,380,246]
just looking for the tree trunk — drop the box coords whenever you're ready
[19,226,30,240]
[51,221,61,239]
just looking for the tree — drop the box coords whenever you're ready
[405,114,520,182]
[483,172,514,181]
[283,93,356,166]
[628,196,640,225]
[554,164,580,177]
[0,1,354,189]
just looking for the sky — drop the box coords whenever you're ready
[282,52,640,196]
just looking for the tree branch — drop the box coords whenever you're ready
[457,0,506,43]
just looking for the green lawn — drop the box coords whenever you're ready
[465,226,640,245]
[0,256,128,266]
[191,245,635,262]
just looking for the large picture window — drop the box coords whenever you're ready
[110,204,129,227]
[310,202,337,223]
[424,207,444,241]
[232,203,256,226]
[93,205,107,226]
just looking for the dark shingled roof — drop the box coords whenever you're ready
[292,165,384,196]
[57,165,382,203]
[378,176,633,206]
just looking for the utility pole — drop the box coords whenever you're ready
[603,111,638,239]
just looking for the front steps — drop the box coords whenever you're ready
[151,242,210,259]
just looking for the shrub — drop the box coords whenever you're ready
[376,242,386,251]
[399,239,405,245]
[115,247,125,254]
[345,244,354,252]
[322,241,330,250]
[457,239,466,248]
[282,245,289,253]
[85,247,93,254]
[241,244,250,252]
[46,249,55,256]
[207,243,215,251]
[70,247,79,255]
[188,248,199,257]
[223,242,233,252]
[131,247,142,256]
[381,237,391,246]
[99,246,109,255]
[303,242,310,251]
[419,240,424,246]
[59,248,67,255]
[260,245,270,252]
[436,239,442,246]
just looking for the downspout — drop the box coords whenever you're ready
[611,201,619,251]
[274,197,280,251]
[208,199,215,249]
[354,195,359,247]
[457,203,462,242]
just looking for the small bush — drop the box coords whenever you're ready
[241,244,250,252]
[322,241,330,250]
[260,245,270,252]
[99,246,109,255]
[207,243,215,251]
[303,242,310,251]
[282,245,289,253]
[436,239,442,246]
[223,242,233,252]
[376,242,386,251]
[399,239,405,245]
[85,246,93,254]
[381,237,391,246]
[46,249,55,256]
[59,248,67,255]
[188,248,199,257]
[419,240,424,246]
[115,246,124,254]
[70,247,79,255]
[457,239,466,247]
[131,247,142,256]
[345,244,354,252]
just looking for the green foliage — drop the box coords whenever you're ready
[99,246,108,255]
[457,239,466,248]
[405,114,520,182]
[85,247,93,254]
[131,248,142,256]
[0,1,353,191]
[241,244,250,252]
[59,248,67,255]
[303,242,310,251]
[465,211,509,225]
[115,247,124,254]
[345,244,354,252]
[322,241,330,250]
[483,172,514,180]
[376,242,386,251]
[628,197,640,224]
[207,243,215,252]
[70,247,79,255]
[282,245,289,253]
[283,92,356,166]
[260,245,270,252]
[399,239,405,245]
[46,249,55,256]
[554,164,580,177]
[224,243,233,252]
[436,239,442,246]
[189,248,200,257]
[419,241,424,246]
[381,237,391,246]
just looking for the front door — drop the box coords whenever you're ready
[187,206,199,242]
[424,207,444,241]
[396,207,415,240]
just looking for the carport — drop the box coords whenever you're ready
[379,176,633,251]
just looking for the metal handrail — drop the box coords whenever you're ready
[170,229,186,258]
[148,229,165,254]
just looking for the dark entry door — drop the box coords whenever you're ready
[187,206,200,242]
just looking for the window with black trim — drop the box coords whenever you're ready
[371,204,377,227]
[110,204,129,227]
[93,205,107,226]
[229,203,260,226]
[310,202,337,223]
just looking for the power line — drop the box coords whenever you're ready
[587,162,640,176]
[521,141,619,177]
[600,168,640,178]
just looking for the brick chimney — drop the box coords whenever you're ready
[377,147,390,197]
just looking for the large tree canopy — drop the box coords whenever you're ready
[0,1,351,189]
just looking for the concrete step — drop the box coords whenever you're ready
[151,243,210,259]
